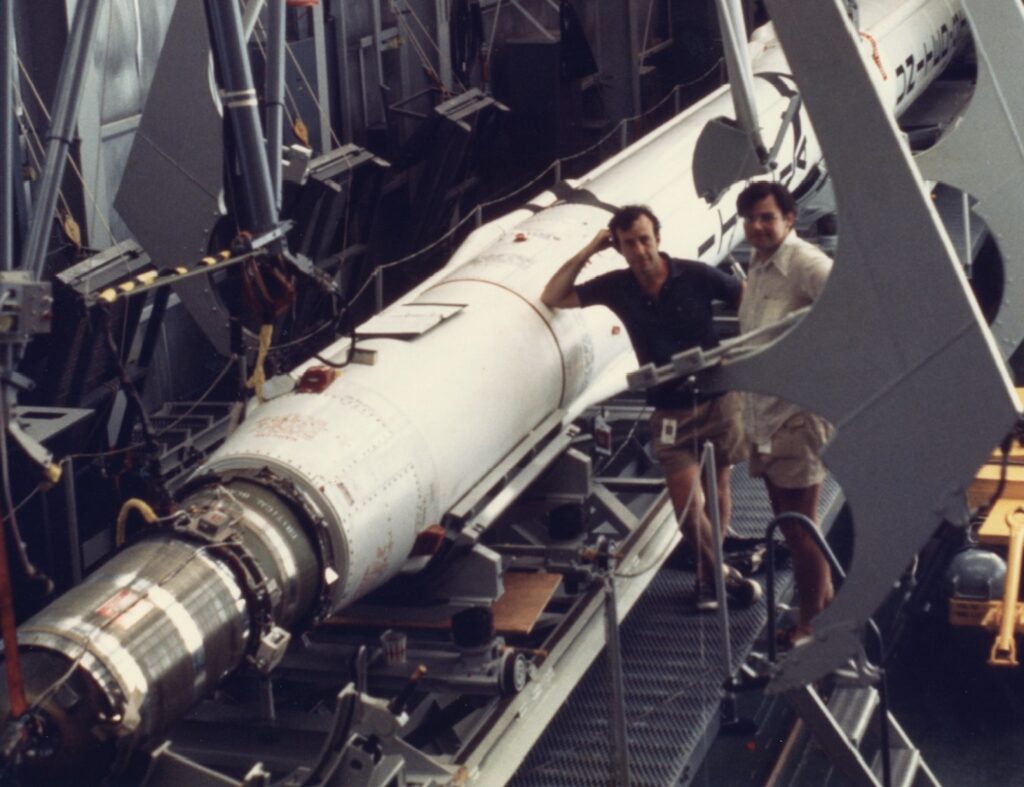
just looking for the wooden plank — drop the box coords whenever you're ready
[325,571,562,636]
[492,571,562,636]
[968,464,1024,509]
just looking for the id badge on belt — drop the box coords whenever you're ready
[660,417,677,445]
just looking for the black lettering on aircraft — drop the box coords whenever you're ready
[698,236,715,257]
[893,12,962,108]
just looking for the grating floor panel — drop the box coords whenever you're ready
[510,466,842,787]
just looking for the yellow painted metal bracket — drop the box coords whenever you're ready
[989,507,1024,666]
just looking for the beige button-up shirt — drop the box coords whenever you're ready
[738,232,832,447]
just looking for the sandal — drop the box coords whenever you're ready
[775,625,811,652]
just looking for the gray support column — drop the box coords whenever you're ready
[596,0,640,122]
[2,0,14,270]
[266,0,286,211]
[206,0,278,234]
[22,0,105,278]
[436,0,452,92]
[311,4,333,152]
[331,0,354,142]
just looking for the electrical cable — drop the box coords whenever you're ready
[55,354,238,470]
[450,0,483,86]
[0,345,50,591]
[114,497,159,548]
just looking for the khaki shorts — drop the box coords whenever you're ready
[748,411,832,489]
[650,393,747,475]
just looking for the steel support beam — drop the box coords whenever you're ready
[435,0,453,91]
[266,0,286,210]
[1,0,14,270]
[597,0,641,121]
[22,0,105,278]
[206,0,279,235]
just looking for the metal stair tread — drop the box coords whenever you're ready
[871,746,921,787]
[827,684,879,747]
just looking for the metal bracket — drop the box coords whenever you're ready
[172,493,289,674]
[182,466,340,621]
[0,272,52,340]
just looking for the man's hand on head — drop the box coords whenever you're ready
[588,228,614,257]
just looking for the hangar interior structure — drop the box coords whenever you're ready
[1,0,1023,785]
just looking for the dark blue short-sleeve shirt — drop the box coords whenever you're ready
[576,255,741,408]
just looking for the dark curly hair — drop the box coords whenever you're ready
[608,205,661,249]
[736,181,797,218]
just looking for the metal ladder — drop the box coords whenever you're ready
[783,678,940,787]
[764,512,941,787]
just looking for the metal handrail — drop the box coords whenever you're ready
[764,511,893,787]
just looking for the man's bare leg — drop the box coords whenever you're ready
[665,461,717,586]
[766,480,833,635]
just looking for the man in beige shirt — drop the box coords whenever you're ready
[736,181,834,644]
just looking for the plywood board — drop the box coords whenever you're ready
[326,571,562,636]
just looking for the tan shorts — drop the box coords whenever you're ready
[650,393,747,475]
[748,411,832,489]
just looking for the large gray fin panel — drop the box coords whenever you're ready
[915,1,1024,360]
[113,0,229,352]
[708,0,1019,691]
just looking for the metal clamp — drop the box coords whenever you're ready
[171,494,288,674]
[180,467,338,622]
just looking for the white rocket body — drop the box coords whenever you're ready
[205,0,968,611]
[8,3,972,781]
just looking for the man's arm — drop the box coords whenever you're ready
[706,262,745,308]
[541,228,613,309]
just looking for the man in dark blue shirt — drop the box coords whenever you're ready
[541,205,760,610]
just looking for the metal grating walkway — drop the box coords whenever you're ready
[510,466,843,787]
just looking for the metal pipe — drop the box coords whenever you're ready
[311,4,332,152]
[703,441,733,673]
[371,0,386,120]
[602,566,631,785]
[962,191,972,276]
[713,0,769,162]
[435,0,453,91]
[989,510,1024,665]
[765,512,846,663]
[22,0,106,279]
[1,0,14,270]
[266,0,286,211]
[206,0,279,234]
[333,0,354,142]
[63,458,82,586]
[866,619,892,787]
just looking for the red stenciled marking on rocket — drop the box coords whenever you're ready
[336,481,354,506]
[253,414,328,441]
[356,531,394,595]
[95,588,153,629]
